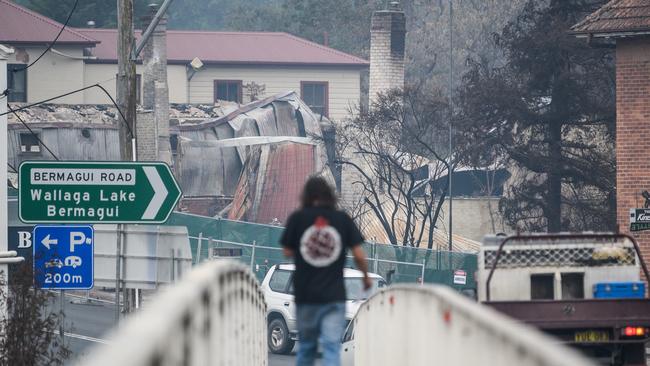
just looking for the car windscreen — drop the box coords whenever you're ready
[344,277,385,301]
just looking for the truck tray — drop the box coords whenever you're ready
[484,299,650,329]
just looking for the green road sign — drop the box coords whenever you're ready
[19,161,182,224]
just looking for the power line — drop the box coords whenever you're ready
[1,83,133,138]
[7,162,17,173]
[7,104,60,160]
[13,0,79,73]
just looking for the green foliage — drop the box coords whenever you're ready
[457,0,616,232]
[15,0,527,85]
[15,0,150,28]
[0,267,70,365]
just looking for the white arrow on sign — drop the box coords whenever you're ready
[41,234,58,250]
[142,166,169,220]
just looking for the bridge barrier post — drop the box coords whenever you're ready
[78,260,267,366]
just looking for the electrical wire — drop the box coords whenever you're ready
[7,104,60,160]
[1,83,133,138]
[7,162,17,173]
[13,0,80,73]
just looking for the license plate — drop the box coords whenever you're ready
[574,330,609,342]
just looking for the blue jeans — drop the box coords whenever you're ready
[296,302,345,366]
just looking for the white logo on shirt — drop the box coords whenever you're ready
[299,216,342,267]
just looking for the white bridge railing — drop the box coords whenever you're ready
[354,285,595,366]
[79,260,267,366]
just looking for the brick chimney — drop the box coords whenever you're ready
[140,4,171,164]
[369,1,405,106]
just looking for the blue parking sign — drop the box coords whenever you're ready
[33,225,94,290]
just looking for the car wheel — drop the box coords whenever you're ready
[268,318,294,354]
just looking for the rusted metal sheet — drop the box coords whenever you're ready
[256,143,315,224]
[228,142,320,225]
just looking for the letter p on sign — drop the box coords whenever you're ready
[69,231,90,252]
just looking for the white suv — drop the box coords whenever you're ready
[261,263,386,354]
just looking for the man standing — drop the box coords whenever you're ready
[281,176,371,366]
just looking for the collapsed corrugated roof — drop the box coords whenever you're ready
[174,91,333,222]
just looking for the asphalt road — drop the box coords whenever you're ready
[48,293,117,365]
[49,292,315,366]
[268,351,322,366]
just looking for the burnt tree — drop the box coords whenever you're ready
[457,0,615,232]
[339,87,452,249]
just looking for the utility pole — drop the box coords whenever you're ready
[448,0,454,252]
[116,0,137,320]
[117,0,136,162]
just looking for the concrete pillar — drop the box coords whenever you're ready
[368,1,406,106]
[141,5,171,164]
[615,38,650,284]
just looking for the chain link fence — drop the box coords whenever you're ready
[167,212,478,291]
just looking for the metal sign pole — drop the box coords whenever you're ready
[196,232,203,264]
[115,224,122,323]
[250,240,256,271]
[420,259,426,285]
[59,290,64,338]
[122,228,129,313]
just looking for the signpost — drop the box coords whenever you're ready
[33,225,94,290]
[19,161,181,224]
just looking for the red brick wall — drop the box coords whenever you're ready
[616,38,650,275]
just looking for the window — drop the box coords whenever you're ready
[342,319,355,342]
[7,64,27,102]
[301,81,328,117]
[214,80,242,103]
[561,273,584,299]
[269,269,292,293]
[530,274,554,300]
[20,132,41,154]
[115,74,142,104]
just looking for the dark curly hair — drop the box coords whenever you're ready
[300,176,337,209]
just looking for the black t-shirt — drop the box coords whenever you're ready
[280,207,364,304]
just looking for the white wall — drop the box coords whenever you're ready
[83,64,187,104]
[8,45,85,104]
[439,197,512,242]
[6,48,361,122]
[189,65,362,121]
